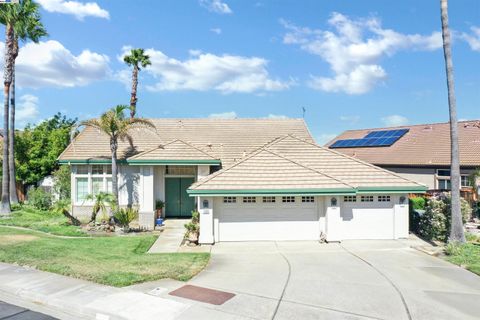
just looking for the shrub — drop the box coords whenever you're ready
[417,193,472,242]
[27,187,53,211]
[113,207,138,230]
[53,165,71,200]
[445,241,462,256]
[409,197,427,232]
[184,211,200,241]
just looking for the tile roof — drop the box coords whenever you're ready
[188,135,425,194]
[326,120,480,167]
[58,118,313,167]
[127,139,219,162]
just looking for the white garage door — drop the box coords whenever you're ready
[215,197,320,241]
[340,197,395,240]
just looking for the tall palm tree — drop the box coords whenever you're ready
[79,105,154,206]
[123,48,151,119]
[440,0,465,243]
[8,0,47,204]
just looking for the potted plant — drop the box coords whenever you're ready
[155,200,164,218]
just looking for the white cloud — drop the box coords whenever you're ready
[37,0,109,20]
[282,13,442,94]
[381,115,409,127]
[461,26,480,51]
[0,40,110,88]
[16,94,40,127]
[119,46,291,94]
[210,28,222,35]
[208,111,237,119]
[340,115,360,124]
[317,133,338,146]
[266,114,288,119]
[199,0,232,14]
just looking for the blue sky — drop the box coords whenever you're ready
[5,0,480,144]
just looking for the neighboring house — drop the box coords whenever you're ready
[58,119,425,243]
[326,120,480,200]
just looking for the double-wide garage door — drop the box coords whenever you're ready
[215,199,320,241]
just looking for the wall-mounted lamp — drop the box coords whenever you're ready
[399,196,407,205]
[331,197,338,207]
[202,199,209,209]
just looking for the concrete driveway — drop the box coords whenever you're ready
[187,240,480,320]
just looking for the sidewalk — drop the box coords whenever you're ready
[148,219,189,253]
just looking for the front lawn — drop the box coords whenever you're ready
[444,236,480,276]
[0,227,210,287]
[0,206,87,237]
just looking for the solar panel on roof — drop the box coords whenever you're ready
[330,128,409,149]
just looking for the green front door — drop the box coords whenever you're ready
[165,177,195,217]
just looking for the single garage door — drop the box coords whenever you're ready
[215,196,320,241]
[340,197,395,240]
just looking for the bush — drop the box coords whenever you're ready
[113,207,138,230]
[445,242,462,256]
[417,193,471,242]
[184,211,200,241]
[27,187,53,211]
[409,197,427,232]
[53,165,71,200]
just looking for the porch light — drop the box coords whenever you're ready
[331,197,337,207]
[399,196,406,205]
[202,199,209,209]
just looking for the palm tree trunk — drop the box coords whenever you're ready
[129,66,138,119]
[1,24,13,215]
[110,137,119,207]
[9,66,18,204]
[440,0,465,243]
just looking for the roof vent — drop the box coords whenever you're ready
[422,126,433,131]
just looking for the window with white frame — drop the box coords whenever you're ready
[282,196,295,203]
[461,176,472,188]
[262,196,276,203]
[436,169,472,189]
[74,165,113,203]
[378,195,391,202]
[76,177,89,202]
[302,196,315,203]
[223,196,237,203]
[361,195,374,202]
[165,165,196,175]
[344,196,356,202]
[243,196,256,203]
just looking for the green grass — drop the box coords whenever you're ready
[0,206,87,237]
[445,241,480,276]
[0,226,210,287]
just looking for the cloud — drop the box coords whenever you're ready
[340,115,360,124]
[0,40,110,88]
[461,26,480,51]
[208,111,237,119]
[16,94,40,127]
[317,133,338,146]
[210,28,222,35]
[266,114,288,119]
[199,0,232,14]
[118,47,291,94]
[37,0,110,20]
[381,115,409,127]
[282,13,442,94]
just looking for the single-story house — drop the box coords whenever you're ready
[58,118,426,243]
[326,120,480,200]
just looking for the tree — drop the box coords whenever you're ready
[440,0,465,243]
[84,192,115,223]
[15,113,76,186]
[7,0,47,204]
[123,48,151,119]
[79,106,154,206]
[52,165,71,200]
[52,198,81,226]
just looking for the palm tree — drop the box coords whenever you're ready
[123,48,151,119]
[52,198,81,226]
[440,0,465,243]
[79,105,154,206]
[84,192,115,223]
[8,0,47,204]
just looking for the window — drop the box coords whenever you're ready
[223,197,236,203]
[437,169,451,177]
[302,196,315,203]
[210,165,222,174]
[76,178,88,202]
[344,196,356,202]
[165,165,195,175]
[76,166,88,175]
[438,179,451,190]
[243,197,256,203]
[282,196,295,203]
[461,176,472,187]
[263,196,276,203]
[361,195,374,202]
[378,195,391,202]
[91,165,104,175]
[91,178,103,195]
[106,178,113,193]
[105,166,112,174]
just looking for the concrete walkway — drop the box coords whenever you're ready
[148,219,189,253]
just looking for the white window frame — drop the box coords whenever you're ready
[73,165,112,205]
[282,196,296,203]
[435,169,472,189]
[361,195,374,202]
[262,196,276,203]
[378,195,391,202]
[223,196,237,203]
[344,196,357,202]
[242,196,257,203]
[301,196,315,203]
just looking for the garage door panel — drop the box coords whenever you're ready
[341,202,394,240]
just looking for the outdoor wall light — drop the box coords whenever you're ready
[399,196,406,205]
[331,197,337,207]
[202,199,209,209]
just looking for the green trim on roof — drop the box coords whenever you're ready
[126,159,221,165]
[187,188,356,196]
[357,186,427,194]
[58,159,127,165]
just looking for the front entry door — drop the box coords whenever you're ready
[165,177,195,217]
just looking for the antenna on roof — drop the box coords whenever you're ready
[302,107,306,119]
